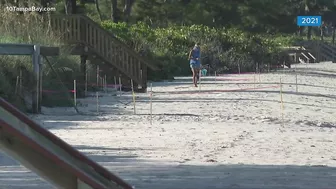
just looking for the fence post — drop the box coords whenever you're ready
[96,92,99,113]
[96,65,99,90]
[119,77,122,97]
[131,79,136,114]
[85,70,88,97]
[32,44,40,114]
[104,74,107,92]
[150,83,153,125]
[19,68,22,95]
[15,76,19,95]
[74,80,77,107]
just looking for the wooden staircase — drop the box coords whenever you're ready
[297,40,336,63]
[298,47,316,63]
[317,42,336,63]
[48,14,157,92]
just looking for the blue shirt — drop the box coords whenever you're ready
[191,47,200,58]
[190,47,200,64]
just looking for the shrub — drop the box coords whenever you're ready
[101,21,297,77]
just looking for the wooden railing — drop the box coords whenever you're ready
[48,15,156,89]
[298,41,336,63]
[319,42,336,62]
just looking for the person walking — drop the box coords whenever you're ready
[188,43,201,87]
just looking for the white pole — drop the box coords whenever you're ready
[119,77,122,97]
[131,79,136,115]
[74,80,77,107]
[150,83,153,125]
[96,91,99,113]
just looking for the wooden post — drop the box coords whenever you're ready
[143,65,148,92]
[99,77,104,91]
[101,77,104,91]
[74,80,77,107]
[32,44,40,114]
[96,65,99,90]
[332,27,335,45]
[85,69,88,97]
[140,69,143,89]
[114,76,117,89]
[199,69,202,91]
[96,92,99,113]
[104,75,107,92]
[280,77,284,127]
[295,73,298,93]
[119,77,122,97]
[131,79,136,114]
[259,70,261,83]
[253,72,256,88]
[87,61,91,92]
[295,63,298,93]
[150,83,153,125]
[80,55,87,96]
[19,68,22,95]
[39,57,43,113]
[101,77,103,91]
[15,76,19,95]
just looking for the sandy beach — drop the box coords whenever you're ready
[0,62,336,189]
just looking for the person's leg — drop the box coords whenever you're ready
[190,64,197,86]
[195,63,201,82]
[196,70,200,81]
[193,69,198,87]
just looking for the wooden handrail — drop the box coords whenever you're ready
[319,42,336,61]
[49,14,157,88]
[300,40,336,62]
[79,15,157,70]
[0,98,134,189]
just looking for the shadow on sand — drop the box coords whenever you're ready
[137,96,336,110]
[1,143,336,189]
[152,81,336,89]
[151,89,336,99]
[116,163,336,189]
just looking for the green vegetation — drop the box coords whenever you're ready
[101,21,307,78]
[0,0,335,109]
